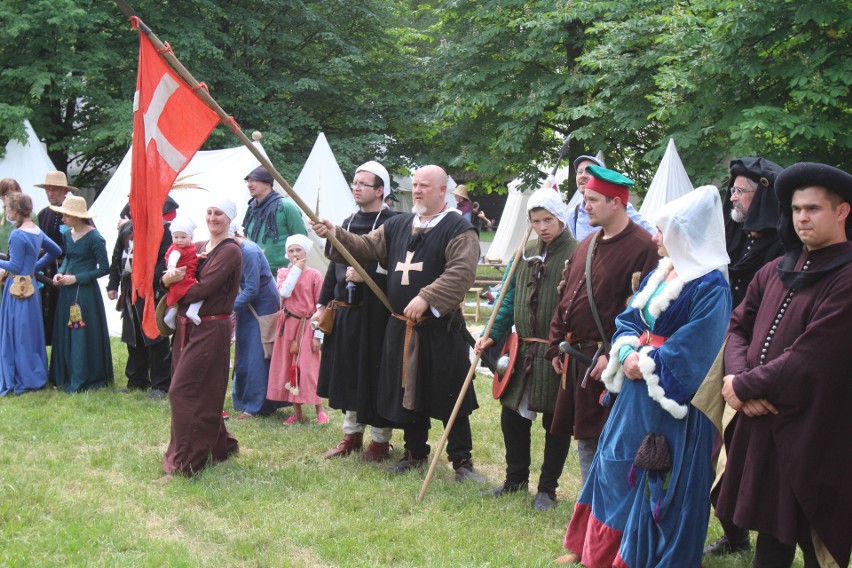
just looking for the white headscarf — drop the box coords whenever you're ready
[655,185,730,282]
[356,161,391,198]
[285,233,313,254]
[527,187,569,228]
[209,197,237,221]
[169,216,197,239]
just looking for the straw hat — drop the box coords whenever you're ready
[155,295,175,338]
[35,171,78,192]
[453,184,470,201]
[49,195,95,219]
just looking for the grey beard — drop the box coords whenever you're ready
[411,203,427,216]
[730,208,745,223]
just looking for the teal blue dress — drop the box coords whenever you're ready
[48,228,113,392]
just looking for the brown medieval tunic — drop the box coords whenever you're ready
[163,239,242,477]
[716,241,852,567]
[545,220,658,439]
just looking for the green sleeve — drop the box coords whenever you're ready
[264,201,308,272]
[485,257,516,341]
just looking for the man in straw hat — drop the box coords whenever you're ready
[715,163,852,568]
[311,165,486,482]
[545,164,659,483]
[35,171,76,345]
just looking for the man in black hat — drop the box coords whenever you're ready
[107,196,179,398]
[706,156,786,557]
[383,192,400,210]
[242,165,307,274]
[715,163,852,568]
[722,157,786,308]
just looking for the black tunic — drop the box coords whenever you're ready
[378,213,478,423]
[37,207,66,345]
[316,208,395,426]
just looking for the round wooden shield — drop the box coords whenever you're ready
[492,331,519,399]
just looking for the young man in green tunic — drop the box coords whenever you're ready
[476,188,578,511]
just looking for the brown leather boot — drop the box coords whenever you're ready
[360,441,392,462]
[323,432,363,459]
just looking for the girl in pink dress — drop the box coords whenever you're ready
[163,217,203,328]
[267,234,328,424]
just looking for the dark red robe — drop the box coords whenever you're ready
[162,239,241,477]
[716,241,852,567]
[545,221,659,439]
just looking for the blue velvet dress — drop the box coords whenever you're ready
[564,263,731,568]
[0,228,62,394]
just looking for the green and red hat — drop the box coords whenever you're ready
[585,165,634,203]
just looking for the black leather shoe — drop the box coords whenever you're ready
[704,535,751,556]
[480,481,529,497]
[386,451,427,474]
[532,491,557,511]
[454,464,487,483]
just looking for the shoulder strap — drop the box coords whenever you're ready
[584,236,609,348]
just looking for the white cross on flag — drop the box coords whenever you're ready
[130,33,219,340]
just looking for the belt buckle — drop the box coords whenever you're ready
[639,330,652,346]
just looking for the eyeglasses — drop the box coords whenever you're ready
[350,182,379,190]
[731,186,756,197]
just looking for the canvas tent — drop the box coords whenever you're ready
[638,138,694,221]
[0,120,56,213]
[288,132,357,269]
[484,165,572,264]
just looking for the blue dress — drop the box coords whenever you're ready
[48,229,113,393]
[564,260,731,568]
[0,228,61,394]
[232,239,284,415]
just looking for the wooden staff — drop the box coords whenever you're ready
[417,224,534,501]
[114,1,394,314]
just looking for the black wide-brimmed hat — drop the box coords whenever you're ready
[776,162,852,247]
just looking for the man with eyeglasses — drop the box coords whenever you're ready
[311,165,486,483]
[720,157,785,308]
[315,161,397,462]
[567,155,654,240]
[703,158,786,559]
[241,165,307,274]
[545,165,659,483]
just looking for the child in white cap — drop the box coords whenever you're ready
[163,216,204,328]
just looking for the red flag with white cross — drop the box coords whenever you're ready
[130,32,219,340]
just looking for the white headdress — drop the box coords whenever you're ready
[527,187,569,228]
[285,234,313,254]
[169,216,197,238]
[655,185,730,282]
[356,161,391,198]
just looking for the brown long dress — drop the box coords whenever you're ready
[162,239,242,477]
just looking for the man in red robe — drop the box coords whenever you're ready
[545,165,658,482]
[718,162,852,568]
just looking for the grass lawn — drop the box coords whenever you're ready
[0,338,773,567]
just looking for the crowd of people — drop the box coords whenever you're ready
[1,152,850,567]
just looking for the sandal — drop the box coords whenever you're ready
[317,412,329,425]
[236,412,254,420]
[283,414,305,425]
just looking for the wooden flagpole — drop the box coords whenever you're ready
[115,1,394,314]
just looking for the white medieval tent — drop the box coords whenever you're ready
[0,120,57,214]
[289,132,356,269]
[638,138,694,221]
[484,165,572,264]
